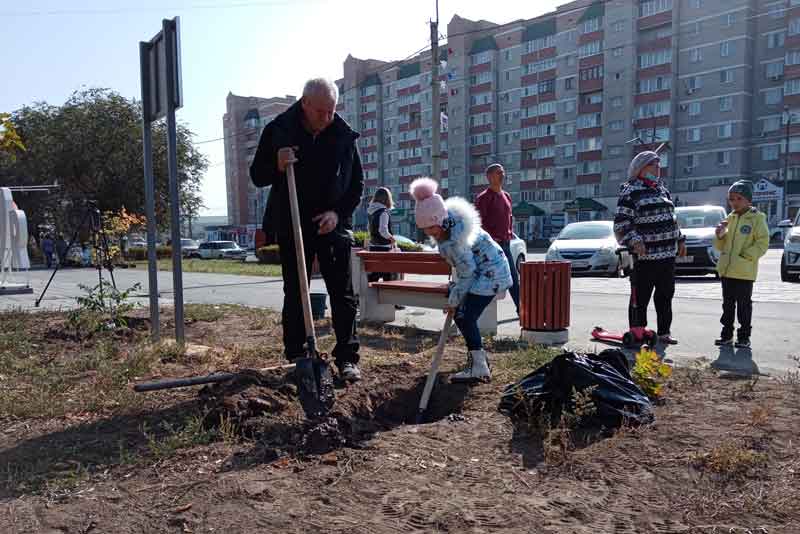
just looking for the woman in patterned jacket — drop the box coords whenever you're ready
[410,177,512,383]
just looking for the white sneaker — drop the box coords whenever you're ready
[450,350,491,383]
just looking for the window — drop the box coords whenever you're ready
[691,0,702,8]
[563,144,575,159]
[612,46,624,57]
[720,41,733,57]
[609,170,623,181]
[639,0,672,18]
[579,161,603,174]
[717,151,730,166]
[786,79,800,96]
[636,127,670,142]
[522,58,557,75]
[470,92,493,106]
[566,54,576,67]
[525,34,556,53]
[717,123,733,139]
[688,102,701,116]
[538,79,556,94]
[687,75,702,91]
[577,113,602,129]
[564,99,576,113]
[565,77,574,90]
[609,119,624,130]
[766,61,785,79]
[579,65,604,81]
[470,133,492,146]
[635,100,670,119]
[687,128,702,142]
[564,122,575,136]
[505,71,511,81]
[471,50,492,65]
[762,145,780,161]
[612,96,623,108]
[577,137,603,152]
[768,32,785,49]
[686,154,698,169]
[637,76,671,94]
[581,17,602,34]
[765,87,783,105]
[763,116,781,133]
[360,102,377,113]
[720,69,733,84]
[578,40,603,58]
[719,96,733,112]
[584,92,603,105]
[609,146,624,157]
[613,20,625,33]
[790,18,800,37]
[787,51,800,66]
[638,49,672,68]
[690,48,703,63]
[470,71,492,85]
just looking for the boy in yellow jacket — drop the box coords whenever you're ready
[713,180,770,348]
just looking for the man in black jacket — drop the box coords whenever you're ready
[250,78,364,381]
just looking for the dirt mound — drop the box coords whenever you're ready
[198,361,470,455]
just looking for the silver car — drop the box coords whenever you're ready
[194,240,247,260]
[674,205,727,277]
[545,221,632,277]
[780,212,800,282]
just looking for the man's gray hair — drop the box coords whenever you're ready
[303,78,339,103]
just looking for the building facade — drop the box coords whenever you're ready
[223,92,295,227]
[334,0,800,239]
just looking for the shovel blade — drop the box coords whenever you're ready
[294,357,335,418]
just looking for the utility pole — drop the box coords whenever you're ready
[783,106,793,222]
[430,0,441,183]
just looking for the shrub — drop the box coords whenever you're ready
[256,245,281,264]
[126,246,172,261]
[352,230,368,248]
[632,347,673,399]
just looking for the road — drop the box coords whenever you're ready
[2,249,797,373]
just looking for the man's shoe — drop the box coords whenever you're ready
[338,362,362,382]
[735,338,751,349]
[658,334,678,345]
[715,336,734,346]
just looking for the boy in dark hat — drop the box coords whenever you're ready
[713,180,770,348]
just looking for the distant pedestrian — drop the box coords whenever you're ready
[474,163,520,316]
[713,180,770,349]
[55,234,68,266]
[41,235,55,268]
[366,187,398,283]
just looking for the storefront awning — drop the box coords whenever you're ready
[564,197,608,212]
[512,201,545,217]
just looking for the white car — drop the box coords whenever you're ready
[675,205,727,277]
[422,234,526,270]
[193,240,247,260]
[545,221,632,277]
[780,213,800,282]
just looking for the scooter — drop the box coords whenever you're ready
[591,247,657,349]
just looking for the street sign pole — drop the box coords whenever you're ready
[140,17,184,344]
[139,41,160,342]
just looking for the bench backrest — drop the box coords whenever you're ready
[356,251,451,275]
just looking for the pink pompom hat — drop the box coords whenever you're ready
[409,177,447,228]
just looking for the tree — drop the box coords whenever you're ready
[0,88,207,237]
[0,112,25,160]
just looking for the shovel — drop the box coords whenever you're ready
[415,310,454,424]
[285,159,335,418]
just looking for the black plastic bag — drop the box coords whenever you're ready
[498,349,654,428]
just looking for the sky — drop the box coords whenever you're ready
[2,0,558,217]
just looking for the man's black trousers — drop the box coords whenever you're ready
[277,228,359,365]
[628,258,675,336]
[720,277,753,341]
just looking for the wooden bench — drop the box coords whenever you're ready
[352,251,504,335]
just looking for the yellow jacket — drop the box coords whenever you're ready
[713,208,769,281]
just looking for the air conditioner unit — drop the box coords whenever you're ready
[679,104,688,112]
[686,88,696,95]
[684,166,694,174]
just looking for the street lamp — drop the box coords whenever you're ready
[782,106,798,222]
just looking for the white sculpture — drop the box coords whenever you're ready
[0,187,32,291]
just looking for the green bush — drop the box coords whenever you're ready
[127,246,172,261]
[397,241,423,252]
[352,230,368,248]
[256,245,281,264]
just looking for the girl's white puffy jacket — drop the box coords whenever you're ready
[435,197,513,307]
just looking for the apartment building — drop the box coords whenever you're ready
[223,92,295,226]
[331,0,800,239]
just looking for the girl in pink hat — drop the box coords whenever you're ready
[410,177,512,383]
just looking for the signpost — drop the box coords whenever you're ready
[139,17,184,343]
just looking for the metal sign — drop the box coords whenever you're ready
[142,18,182,123]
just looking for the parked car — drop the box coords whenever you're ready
[180,238,200,258]
[193,241,247,260]
[674,205,727,277]
[545,221,631,277]
[421,234,526,270]
[129,240,147,248]
[780,213,800,282]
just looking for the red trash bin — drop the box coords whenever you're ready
[519,261,571,333]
